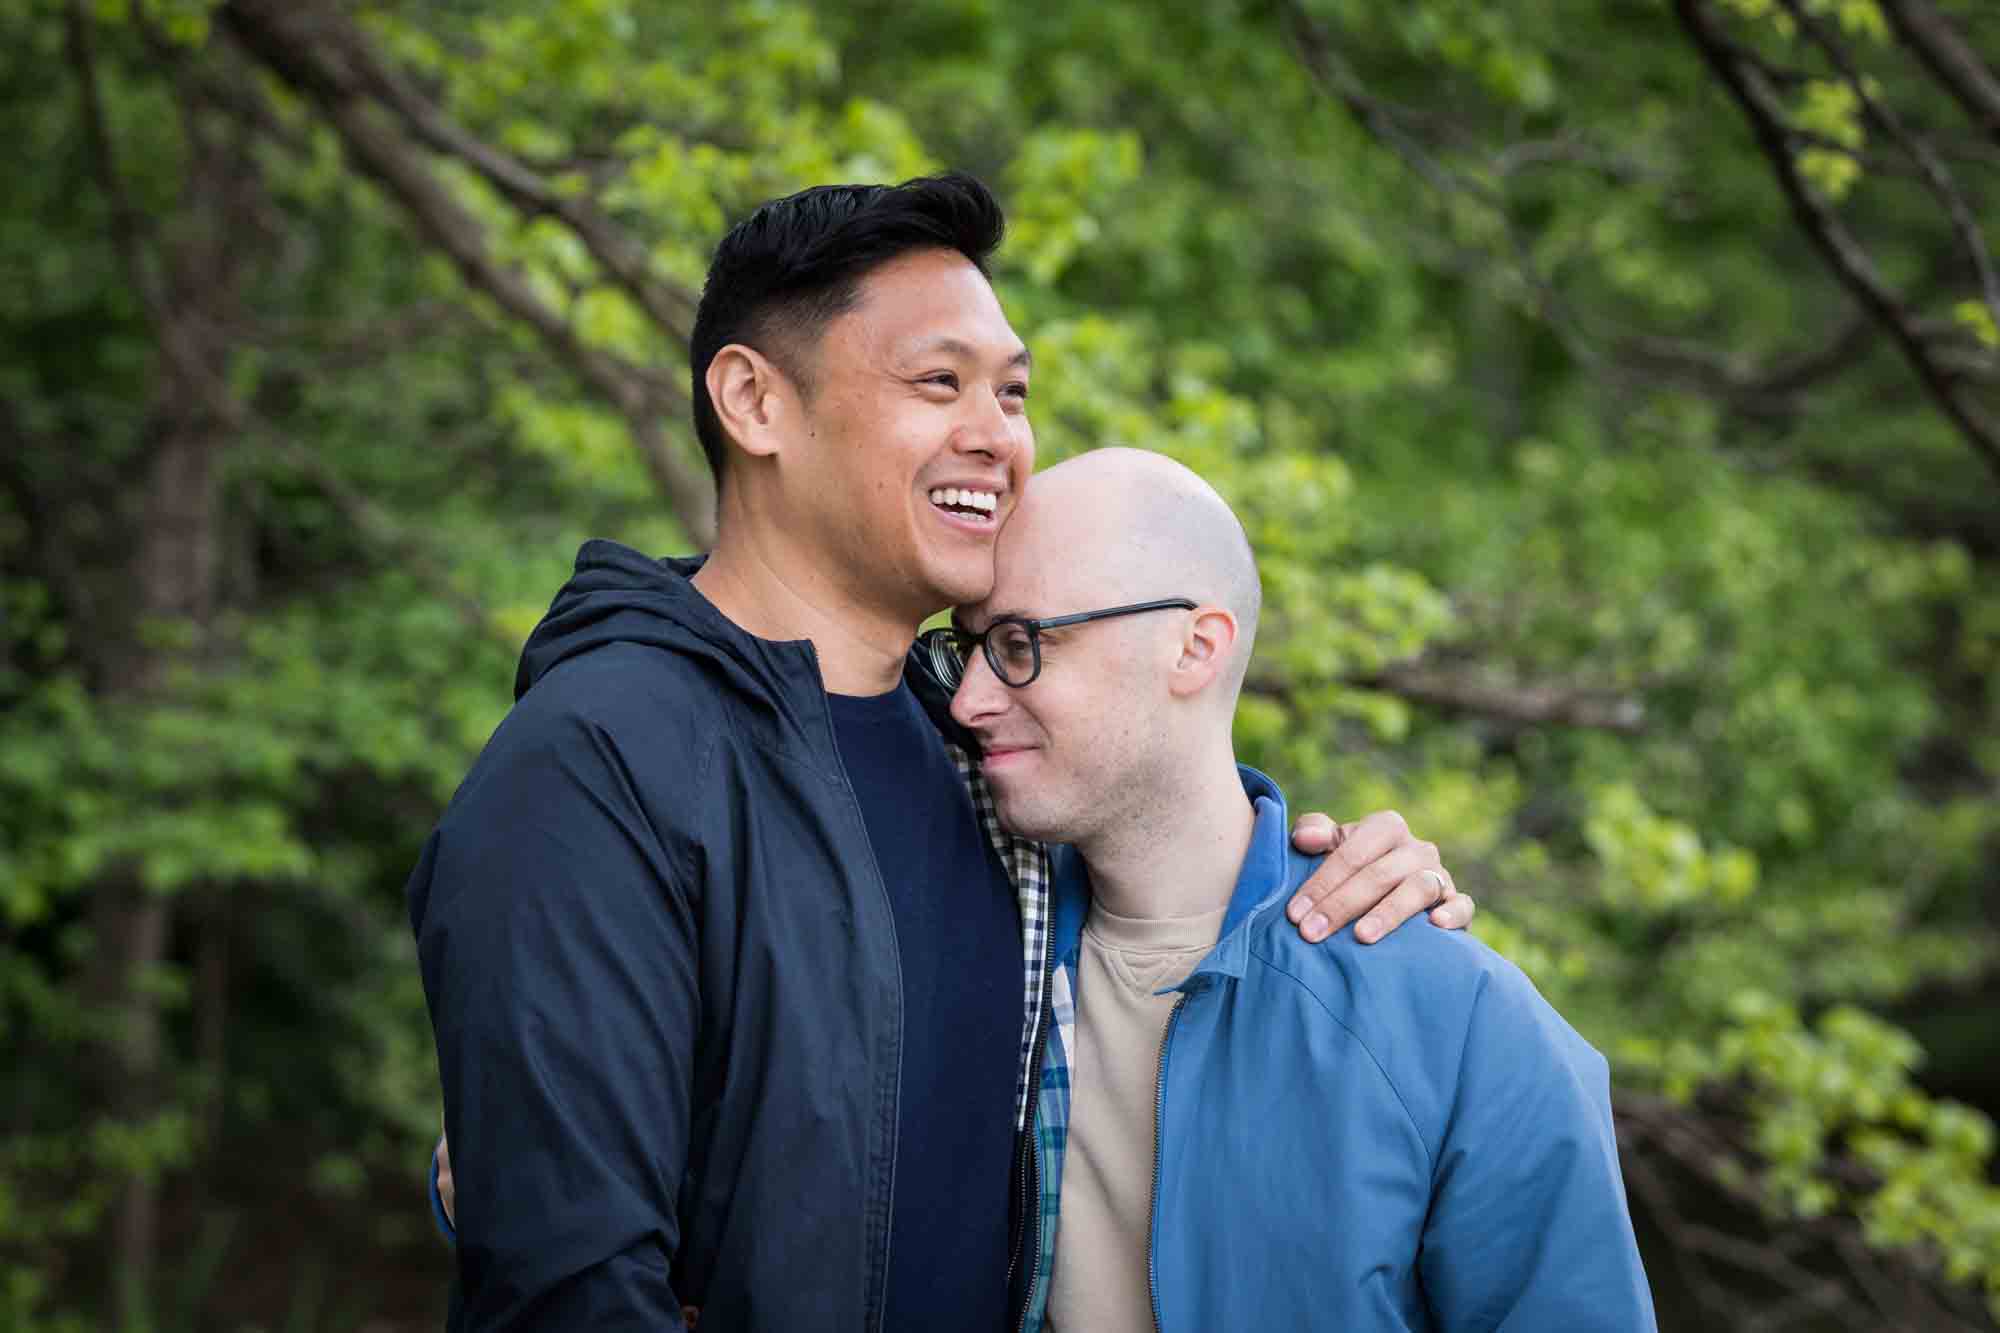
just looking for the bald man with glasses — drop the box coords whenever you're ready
[942,447,1656,1332]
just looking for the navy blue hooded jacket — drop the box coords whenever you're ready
[409,541,1052,1330]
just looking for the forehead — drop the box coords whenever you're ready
[973,486,1119,619]
[836,249,1021,362]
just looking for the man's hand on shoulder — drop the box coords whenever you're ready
[1287,810,1473,943]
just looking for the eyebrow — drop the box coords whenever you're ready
[904,336,1033,371]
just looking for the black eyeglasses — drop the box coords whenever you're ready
[919,598,1198,691]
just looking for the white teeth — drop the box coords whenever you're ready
[929,487,1000,517]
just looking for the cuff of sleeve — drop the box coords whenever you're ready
[428,1138,457,1245]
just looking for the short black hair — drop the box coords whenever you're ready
[689,173,1007,487]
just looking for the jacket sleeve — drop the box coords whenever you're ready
[1417,963,1658,1331]
[410,694,699,1331]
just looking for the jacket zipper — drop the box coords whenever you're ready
[807,644,904,1333]
[1147,993,1190,1333]
[1009,911,1058,1333]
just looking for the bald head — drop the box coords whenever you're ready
[991,447,1261,699]
[951,448,1264,849]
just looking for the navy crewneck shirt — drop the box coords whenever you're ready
[828,683,1019,1333]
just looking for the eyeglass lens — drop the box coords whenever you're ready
[987,622,1036,685]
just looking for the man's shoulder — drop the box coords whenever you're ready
[1246,893,1524,1035]
[509,639,731,742]
[453,640,732,821]
[1241,888,1587,1122]
[527,635,715,701]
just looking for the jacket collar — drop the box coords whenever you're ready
[1184,765,1321,986]
[1048,764,1321,986]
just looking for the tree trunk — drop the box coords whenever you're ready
[68,19,250,1304]
[86,415,222,1324]
[86,886,173,1323]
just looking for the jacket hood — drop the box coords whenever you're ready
[515,538,986,760]
[513,540,831,741]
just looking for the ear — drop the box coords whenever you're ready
[706,344,796,462]
[1167,606,1239,700]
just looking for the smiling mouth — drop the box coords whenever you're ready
[981,744,1035,766]
[929,487,999,524]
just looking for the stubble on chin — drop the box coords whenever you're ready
[990,786,1069,846]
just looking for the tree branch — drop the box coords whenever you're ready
[323,11,700,345]
[66,13,511,644]
[1612,313,1882,419]
[1247,660,1649,734]
[1278,0,1942,417]
[1618,1092,1996,1333]
[1359,661,1649,734]
[1881,0,2000,144]
[1779,0,2000,376]
[1613,1127,1741,1325]
[1277,3,1487,202]
[1675,0,2000,485]
[220,0,717,546]
[1280,1,1620,367]
[65,0,203,395]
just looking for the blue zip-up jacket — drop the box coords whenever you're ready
[409,541,1053,1330]
[1019,767,1656,1331]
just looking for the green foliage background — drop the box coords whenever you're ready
[2,0,1996,1327]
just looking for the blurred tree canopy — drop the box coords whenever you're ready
[2,0,1997,1328]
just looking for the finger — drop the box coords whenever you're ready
[1285,809,1413,923]
[1330,809,1414,877]
[1288,811,1344,855]
[1294,843,1433,942]
[1355,868,1454,945]
[435,1134,456,1225]
[1429,890,1475,930]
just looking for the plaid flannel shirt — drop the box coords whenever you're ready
[1020,946,1075,1329]
[946,739,1052,1129]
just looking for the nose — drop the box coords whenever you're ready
[949,643,1012,732]
[954,383,1028,470]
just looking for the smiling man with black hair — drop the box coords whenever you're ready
[410,174,1473,1331]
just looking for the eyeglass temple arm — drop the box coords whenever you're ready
[1029,598,1198,631]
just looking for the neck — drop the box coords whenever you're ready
[1076,740,1255,921]
[692,496,921,697]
